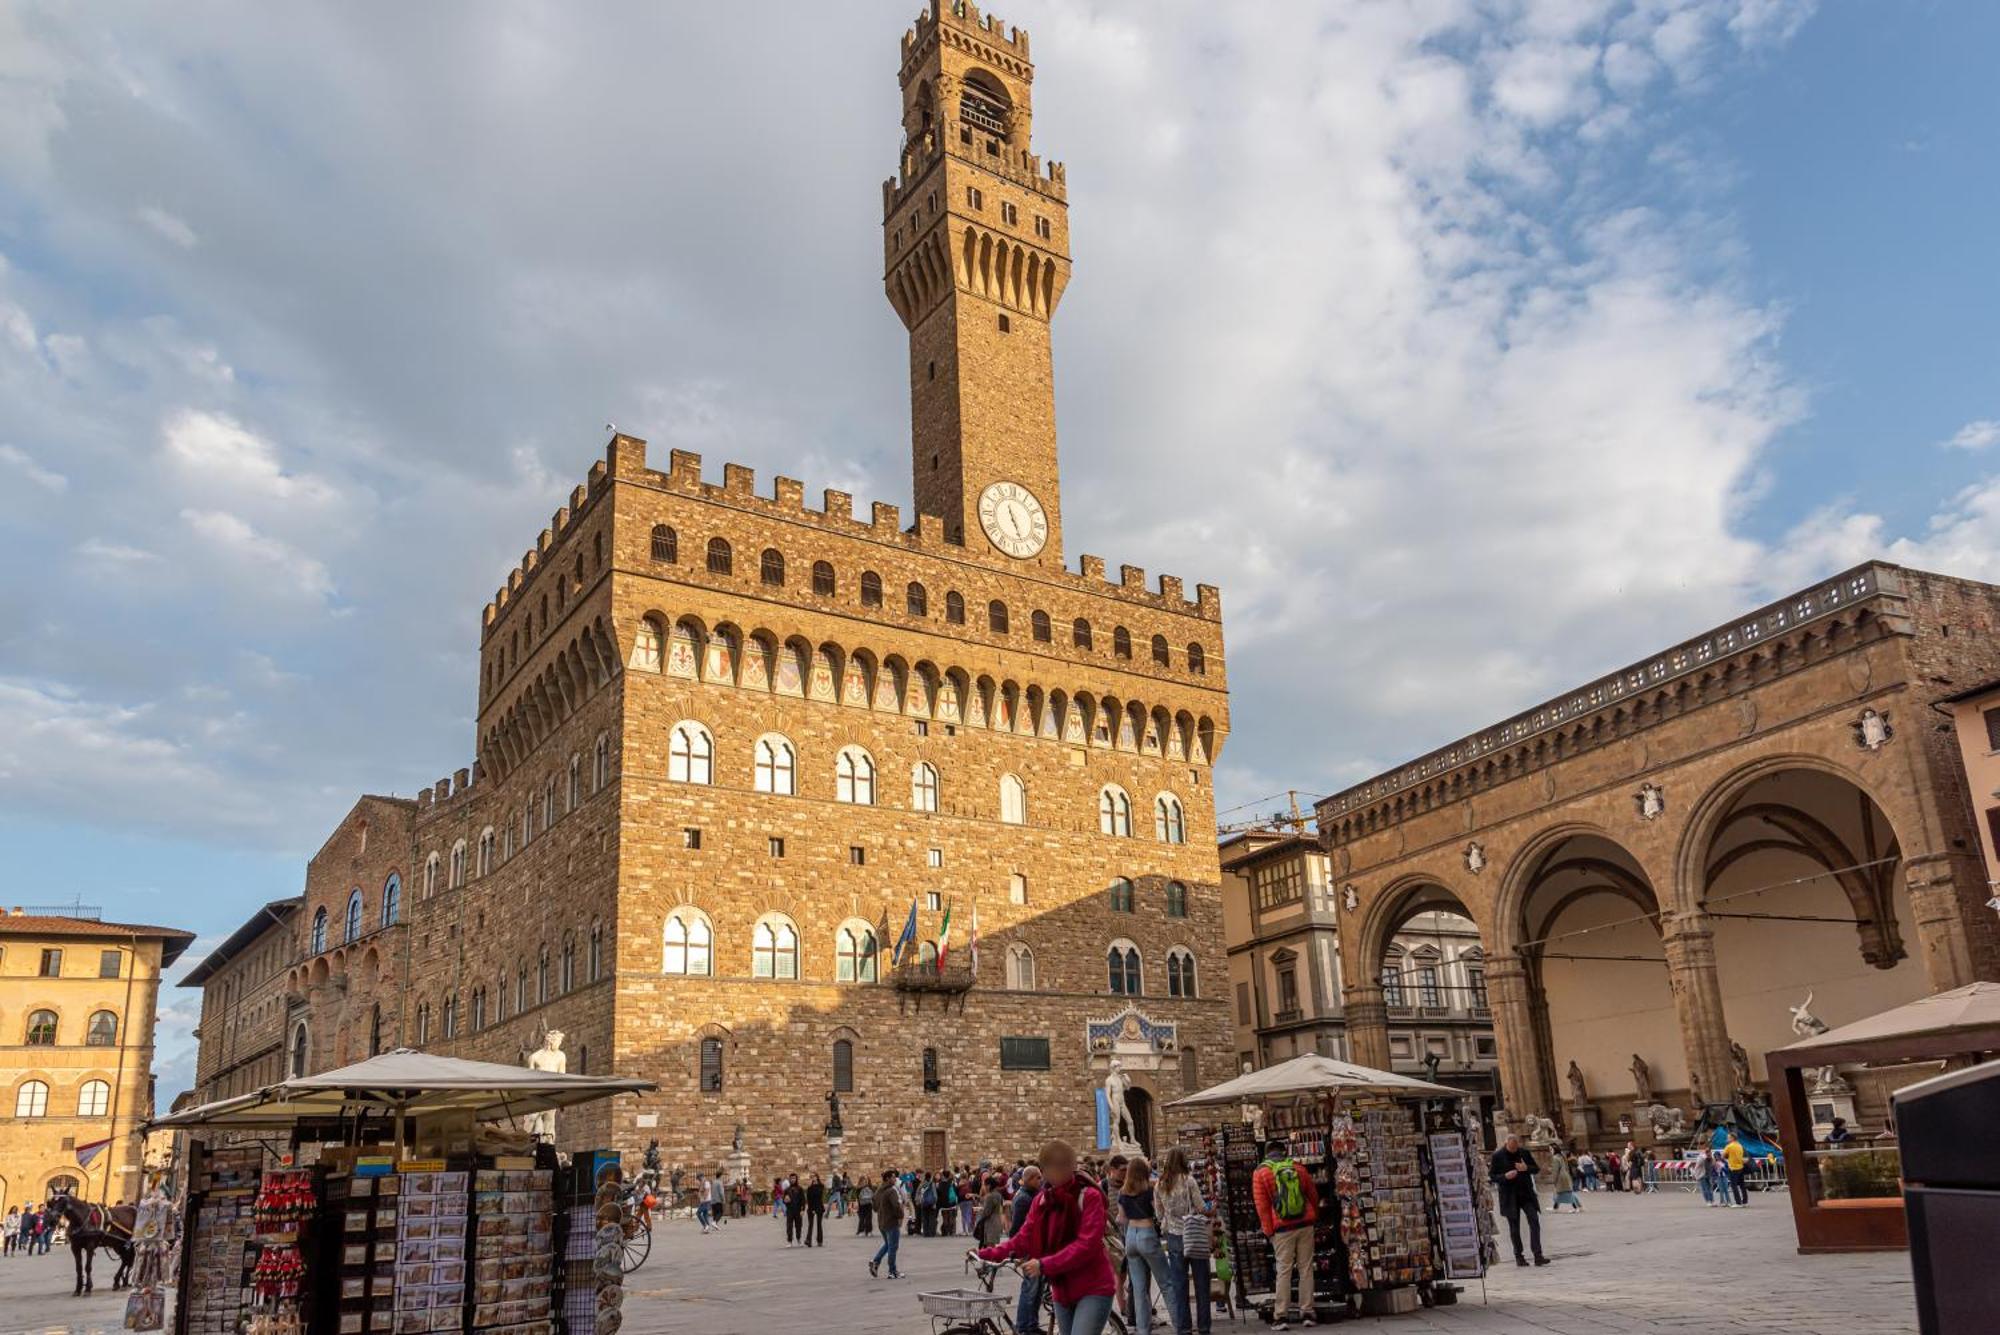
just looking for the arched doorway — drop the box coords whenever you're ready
[45,1173,80,1202]
[1512,832,1672,1127]
[1695,766,1924,1116]
[1126,1087,1155,1157]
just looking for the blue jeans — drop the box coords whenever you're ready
[1125,1225,1180,1335]
[872,1224,902,1276]
[1054,1292,1114,1335]
[1016,1270,1047,1333]
[696,1201,711,1227]
[1165,1234,1207,1335]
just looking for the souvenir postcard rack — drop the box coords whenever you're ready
[175,1143,266,1335]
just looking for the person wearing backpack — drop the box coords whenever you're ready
[1251,1139,1318,1330]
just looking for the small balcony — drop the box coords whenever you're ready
[892,958,975,996]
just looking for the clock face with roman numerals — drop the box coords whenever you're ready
[977,481,1048,559]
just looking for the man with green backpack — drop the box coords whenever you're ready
[1252,1140,1319,1329]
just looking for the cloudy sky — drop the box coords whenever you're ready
[3,1,1997,1102]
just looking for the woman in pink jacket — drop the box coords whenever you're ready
[975,1139,1118,1335]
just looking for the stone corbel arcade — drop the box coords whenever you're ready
[1318,564,1999,1130]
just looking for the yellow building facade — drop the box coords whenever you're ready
[0,911,192,1210]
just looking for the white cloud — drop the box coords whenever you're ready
[1941,419,2000,451]
[1771,476,2000,590]
[136,204,198,249]
[76,537,159,567]
[179,507,336,600]
[0,443,67,492]
[161,409,337,506]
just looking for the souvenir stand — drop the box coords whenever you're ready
[1170,1054,1496,1321]
[149,1050,654,1335]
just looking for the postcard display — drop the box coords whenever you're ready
[177,1145,264,1335]
[1208,1096,1494,1315]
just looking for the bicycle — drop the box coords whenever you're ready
[613,1171,659,1274]
[918,1255,1134,1335]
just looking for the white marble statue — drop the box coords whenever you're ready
[1104,1058,1140,1152]
[523,1029,567,1141]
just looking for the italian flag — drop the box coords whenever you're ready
[934,902,952,973]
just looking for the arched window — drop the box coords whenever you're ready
[589,919,604,982]
[77,1079,110,1118]
[471,987,487,1031]
[668,721,715,784]
[760,547,785,586]
[568,753,582,809]
[1151,634,1170,666]
[15,1080,49,1118]
[911,762,940,813]
[860,571,884,607]
[416,1002,431,1045]
[1107,944,1142,996]
[1113,627,1132,660]
[988,600,1009,634]
[289,1022,309,1076]
[706,537,733,574]
[442,993,458,1038]
[449,839,468,888]
[369,1004,382,1055]
[922,1046,941,1092]
[594,732,613,790]
[1031,610,1051,642]
[541,776,555,830]
[836,922,879,983]
[753,734,796,795]
[1108,878,1135,913]
[538,945,551,1003]
[310,908,329,953]
[812,561,836,596]
[634,617,664,672]
[1167,947,1197,998]
[663,910,714,977]
[833,1038,855,1092]
[907,582,928,617]
[477,827,496,876]
[345,888,364,942]
[753,915,800,980]
[85,1010,118,1046]
[24,1010,57,1045]
[561,933,576,993]
[1165,881,1188,919]
[999,773,1027,825]
[1005,943,1036,991]
[424,853,440,898]
[382,873,401,927]
[1099,786,1133,837]
[651,524,677,562]
[1155,794,1186,844]
[919,941,938,969]
[700,1036,725,1092]
[1187,643,1206,675]
[1073,618,1093,649]
[836,746,876,805]
[945,591,966,625]
[515,966,528,1013]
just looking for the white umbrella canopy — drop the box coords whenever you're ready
[148,1049,656,1130]
[1167,1053,1465,1109]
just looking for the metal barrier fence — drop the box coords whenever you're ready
[1643,1157,1787,1191]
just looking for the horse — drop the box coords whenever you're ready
[44,1191,135,1295]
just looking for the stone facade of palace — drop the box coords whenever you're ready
[186,1,1232,1177]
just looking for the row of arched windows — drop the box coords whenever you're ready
[660,719,1187,839]
[13,1078,112,1118]
[422,736,616,899]
[310,873,402,954]
[1106,943,1200,998]
[416,923,609,1048]
[645,527,1210,674]
[627,615,1219,766]
[19,1009,118,1046]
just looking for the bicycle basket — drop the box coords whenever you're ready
[918,1289,1012,1321]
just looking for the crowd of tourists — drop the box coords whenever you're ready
[1,1204,60,1255]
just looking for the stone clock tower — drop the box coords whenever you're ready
[884,0,1071,569]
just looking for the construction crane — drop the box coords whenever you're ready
[1216,788,1317,837]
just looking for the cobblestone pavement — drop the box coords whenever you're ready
[0,1190,1920,1333]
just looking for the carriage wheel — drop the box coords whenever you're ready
[619,1219,652,1273]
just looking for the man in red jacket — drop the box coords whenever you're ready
[1252,1140,1319,1329]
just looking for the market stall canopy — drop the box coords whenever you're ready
[146,1049,656,1130]
[1773,982,2000,1065]
[1167,1053,1465,1108]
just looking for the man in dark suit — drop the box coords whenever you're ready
[1488,1133,1550,1267]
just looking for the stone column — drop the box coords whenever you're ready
[1661,908,1734,1104]
[1486,956,1549,1117]
[1903,852,1977,991]
[1342,982,1391,1070]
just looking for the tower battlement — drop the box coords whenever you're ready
[882,128,1065,219]
[903,1,1030,69]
